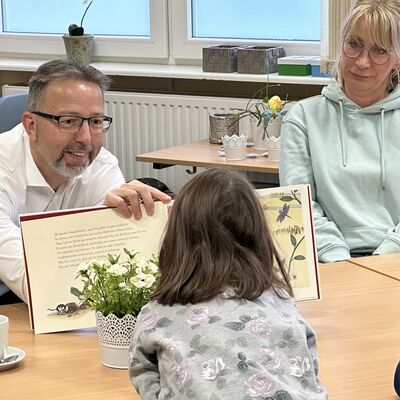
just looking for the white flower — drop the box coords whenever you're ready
[72,249,159,316]
[186,307,209,326]
[201,358,225,380]
[258,348,280,369]
[141,311,159,330]
[107,263,125,276]
[134,255,149,270]
[289,357,311,377]
[245,318,272,337]
[130,273,156,289]
[246,373,275,397]
[89,259,102,268]
[78,262,88,271]
[171,362,188,386]
[147,262,158,274]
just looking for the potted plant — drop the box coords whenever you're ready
[62,0,95,64]
[235,88,288,139]
[71,248,159,369]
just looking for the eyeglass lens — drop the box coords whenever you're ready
[343,40,390,65]
[58,116,111,134]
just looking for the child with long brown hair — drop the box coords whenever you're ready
[129,168,327,399]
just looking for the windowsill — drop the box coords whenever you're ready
[0,58,332,86]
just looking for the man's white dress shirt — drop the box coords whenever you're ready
[0,124,125,302]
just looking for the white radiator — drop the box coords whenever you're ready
[2,85,250,191]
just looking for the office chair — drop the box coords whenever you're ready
[0,92,28,133]
[0,92,28,301]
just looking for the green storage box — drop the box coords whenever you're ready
[277,55,312,76]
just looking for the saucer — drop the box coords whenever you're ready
[0,346,25,371]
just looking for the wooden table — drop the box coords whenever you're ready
[0,303,137,400]
[298,260,400,400]
[2,260,400,399]
[348,253,400,281]
[136,139,280,174]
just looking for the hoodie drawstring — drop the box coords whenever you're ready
[380,107,386,190]
[339,99,386,189]
[339,99,346,167]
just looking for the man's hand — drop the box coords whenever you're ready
[104,180,171,219]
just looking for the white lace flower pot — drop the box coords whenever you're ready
[95,311,137,369]
[252,118,282,150]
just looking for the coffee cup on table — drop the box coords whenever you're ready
[0,315,9,360]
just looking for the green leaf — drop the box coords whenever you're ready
[237,361,248,372]
[224,321,245,331]
[190,334,201,349]
[280,196,294,202]
[290,234,297,247]
[155,317,172,328]
[294,255,306,260]
[239,314,252,323]
[283,328,293,341]
[70,286,83,297]
[197,345,209,354]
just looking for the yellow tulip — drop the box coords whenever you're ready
[267,95,283,113]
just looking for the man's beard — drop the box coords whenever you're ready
[52,144,96,178]
[36,137,96,179]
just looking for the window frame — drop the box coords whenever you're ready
[0,0,321,64]
[0,0,169,62]
[169,0,320,63]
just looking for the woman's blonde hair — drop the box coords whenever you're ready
[336,0,400,89]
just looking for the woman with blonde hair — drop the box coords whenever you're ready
[280,0,400,262]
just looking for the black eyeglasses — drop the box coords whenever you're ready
[343,39,392,65]
[31,111,112,134]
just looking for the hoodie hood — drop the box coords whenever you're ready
[322,83,400,112]
[321,83,400,189]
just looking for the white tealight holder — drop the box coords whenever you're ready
[222,134,247,160]
[266,136,281,162]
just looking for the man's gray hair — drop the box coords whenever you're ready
[27,59,111,111]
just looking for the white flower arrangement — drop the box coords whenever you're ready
[70,248,159,318]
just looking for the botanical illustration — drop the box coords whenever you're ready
[257,189,309,289]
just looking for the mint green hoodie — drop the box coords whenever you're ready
[280,83,400,263]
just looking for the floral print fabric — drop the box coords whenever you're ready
[129,288,327,400]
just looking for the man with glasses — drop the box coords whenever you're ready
[0,59,171,303]
[280,0,400,263]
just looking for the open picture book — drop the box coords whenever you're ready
[255,184,320,301]
[20,202,172,334]
[20,184,319,334]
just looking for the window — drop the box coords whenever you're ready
[0,0,320,64]
[191,0,320,41]
[2,0,150,36]
[170,0,320,62]
[0,0,168,61]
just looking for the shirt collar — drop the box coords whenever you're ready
[23,129,81,189]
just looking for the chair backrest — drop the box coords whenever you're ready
[0,92,28,133]
[0,92,28,297]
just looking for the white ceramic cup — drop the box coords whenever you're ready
[0,315,9,360]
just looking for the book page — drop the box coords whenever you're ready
[20,202,170,334]
[256,184,320,301]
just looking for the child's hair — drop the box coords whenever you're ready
[151,168,293,306]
